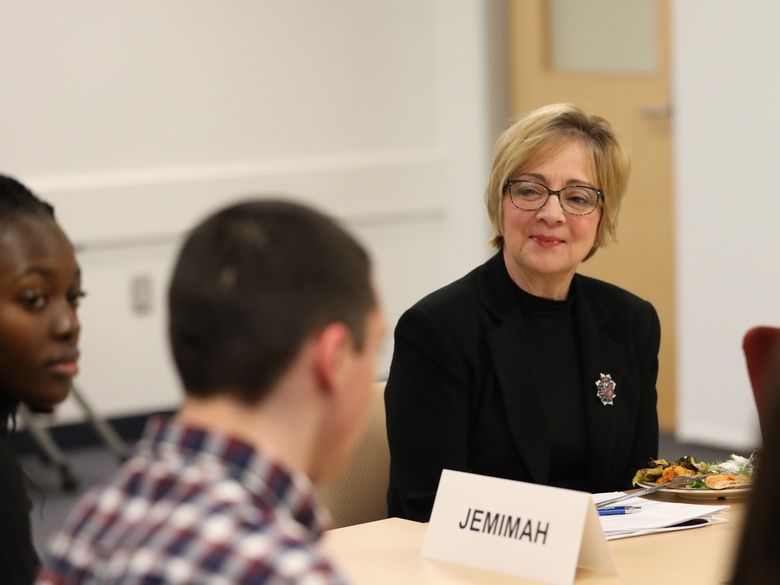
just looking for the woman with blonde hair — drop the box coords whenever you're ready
[385,103,659,521]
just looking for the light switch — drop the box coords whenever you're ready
[130,274,154,315]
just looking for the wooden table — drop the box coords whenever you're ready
[323,497,745,584]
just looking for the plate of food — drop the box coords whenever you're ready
[633,453,755,500]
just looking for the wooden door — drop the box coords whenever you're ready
[507,0,676,431]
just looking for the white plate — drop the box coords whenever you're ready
[637,481,751,500]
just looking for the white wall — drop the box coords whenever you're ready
[0,1,504,421]
[672,2,780,449]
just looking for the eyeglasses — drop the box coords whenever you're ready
[504,179,603,216]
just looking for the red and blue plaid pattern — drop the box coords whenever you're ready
[37,416,346,584]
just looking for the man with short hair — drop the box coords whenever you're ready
[38,200,384,584]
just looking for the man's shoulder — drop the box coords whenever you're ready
[171,507,342,583]
[232,518,343,582]
[40,477,344,584]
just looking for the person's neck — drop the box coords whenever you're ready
[502,251,574,301]
[177,380,321,479]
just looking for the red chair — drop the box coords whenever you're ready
[743,326,780,438]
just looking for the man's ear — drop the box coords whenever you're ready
[312,322,353,393]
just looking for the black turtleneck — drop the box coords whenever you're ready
[514,283,589,491]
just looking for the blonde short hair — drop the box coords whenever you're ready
[486,103,630,259]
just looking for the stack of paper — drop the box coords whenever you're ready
[592,492,728,540]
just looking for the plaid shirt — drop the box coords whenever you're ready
[38,416,347,585]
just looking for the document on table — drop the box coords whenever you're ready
[592,492,728,540]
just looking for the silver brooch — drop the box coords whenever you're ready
[595,373,616,406]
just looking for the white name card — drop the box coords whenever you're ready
[422,470,616,585]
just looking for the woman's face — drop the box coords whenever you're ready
[0,215,82,411]
[501,140,601,297]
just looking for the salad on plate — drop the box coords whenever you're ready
[632,452,756,490]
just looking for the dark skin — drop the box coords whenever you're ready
[0,214,83,412]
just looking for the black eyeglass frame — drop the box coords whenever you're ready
[503,179,603,216]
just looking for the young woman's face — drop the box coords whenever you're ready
[0,215,82,411]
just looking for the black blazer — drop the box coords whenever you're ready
[385,252,660,522]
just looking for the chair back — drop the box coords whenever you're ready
[743,325,780,437]
[316,381,389,528]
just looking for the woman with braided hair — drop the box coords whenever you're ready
[0,175,83,583]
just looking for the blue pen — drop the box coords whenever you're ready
[598,505,642,516]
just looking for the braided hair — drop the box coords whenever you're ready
[0,175,54,221]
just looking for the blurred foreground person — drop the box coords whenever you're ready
[0,175,82,584]
[39,200,383,584]
[731,352,780,585]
